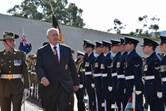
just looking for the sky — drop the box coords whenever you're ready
[0,0,166,33]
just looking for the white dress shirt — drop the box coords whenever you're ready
[50,43,60,62]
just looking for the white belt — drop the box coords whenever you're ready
[117,74,125,79]
[111,73,117,77]
[162,77,166,82]
[125,75,134,80]
[144,76,155,80]
[0,74,22,80]
[31,72,36,75]
[93,73,102,77]
[85,72,92,75]
[82,69,85,72]
[102,73,107,77]
[79,84,84,88]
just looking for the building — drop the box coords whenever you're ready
[0,14,144,56]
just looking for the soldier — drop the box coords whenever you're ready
[102,40,112,111]
[116,38,127,111]
[124,37,143,111]
[83,40,96,111]
[92,42,104,111]
[142,38,164,111]
[27,54,38,100]
[108,39,121,110]
[0,32,29,111]
[160,35,166,108]
[75,51,86,111]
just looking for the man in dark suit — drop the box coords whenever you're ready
[36,28,79,111]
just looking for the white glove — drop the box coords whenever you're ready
[135,91,142,95]
[157,92,163,98]
[91,83,95,88]
[24,88,30,97]
[108,86,112,92]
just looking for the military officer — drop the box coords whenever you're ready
[142,38,164,111]
[75,51,86,111]
[83,40,96,111]
[102,40,112,111]
[124,37,143,111]
[116,38,127,111]
[92,42,104,111]
[160,35,166,108]
[0,32,29,111]
[108,39,121,110]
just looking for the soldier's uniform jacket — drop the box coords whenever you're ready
[108,52,121,88]
[103,52,112,78]
[160,54,166,84]
[117,52,127,80]
[143,52,162,94]
[76,58,85,89]
[84,52,96,88]
[125,50,143,92]
[84,52,95,77]
[92,53,104,78]
[0,49,29,97]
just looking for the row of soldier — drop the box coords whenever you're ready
[1,31,166,111]
[74,36,166,111]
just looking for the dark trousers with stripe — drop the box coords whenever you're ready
[102,77,110,111]
[75,87,85,111]
[116,79,126,111]
[85,75,96,111]
[124,80,143,111]
[94,77,103,111]
[144,82,164,111]
[162,83,166,107]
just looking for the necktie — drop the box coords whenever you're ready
[54,46,59,63]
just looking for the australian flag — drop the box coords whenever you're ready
[19,34,32,54]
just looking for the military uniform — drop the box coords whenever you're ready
[92,42,104,111]
[75,51,85,111]
[102,40,112,111]
[83,40,96,111]
[108,40,121,110]
[160,36,166,108]
[27,55,38,100]
[142,38,164,111]
[0,32,29,111]
[124,37,144,111]
[116,39,127,111]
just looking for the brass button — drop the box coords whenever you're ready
[9,66,11,68]
[9,71,11,74]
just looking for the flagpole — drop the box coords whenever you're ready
[49,0,55,15]
[132,86,136,111]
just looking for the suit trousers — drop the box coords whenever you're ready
[40,84,71,111]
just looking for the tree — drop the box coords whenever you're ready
[107,18,126,34]
[135,15,160,37]
[136,15,149,36]
[7,0,85,28]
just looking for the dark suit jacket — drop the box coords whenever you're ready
[36,44,79,94]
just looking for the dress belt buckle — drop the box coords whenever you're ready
[7,74,13,80]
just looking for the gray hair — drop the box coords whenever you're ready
[47,28,59,36]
